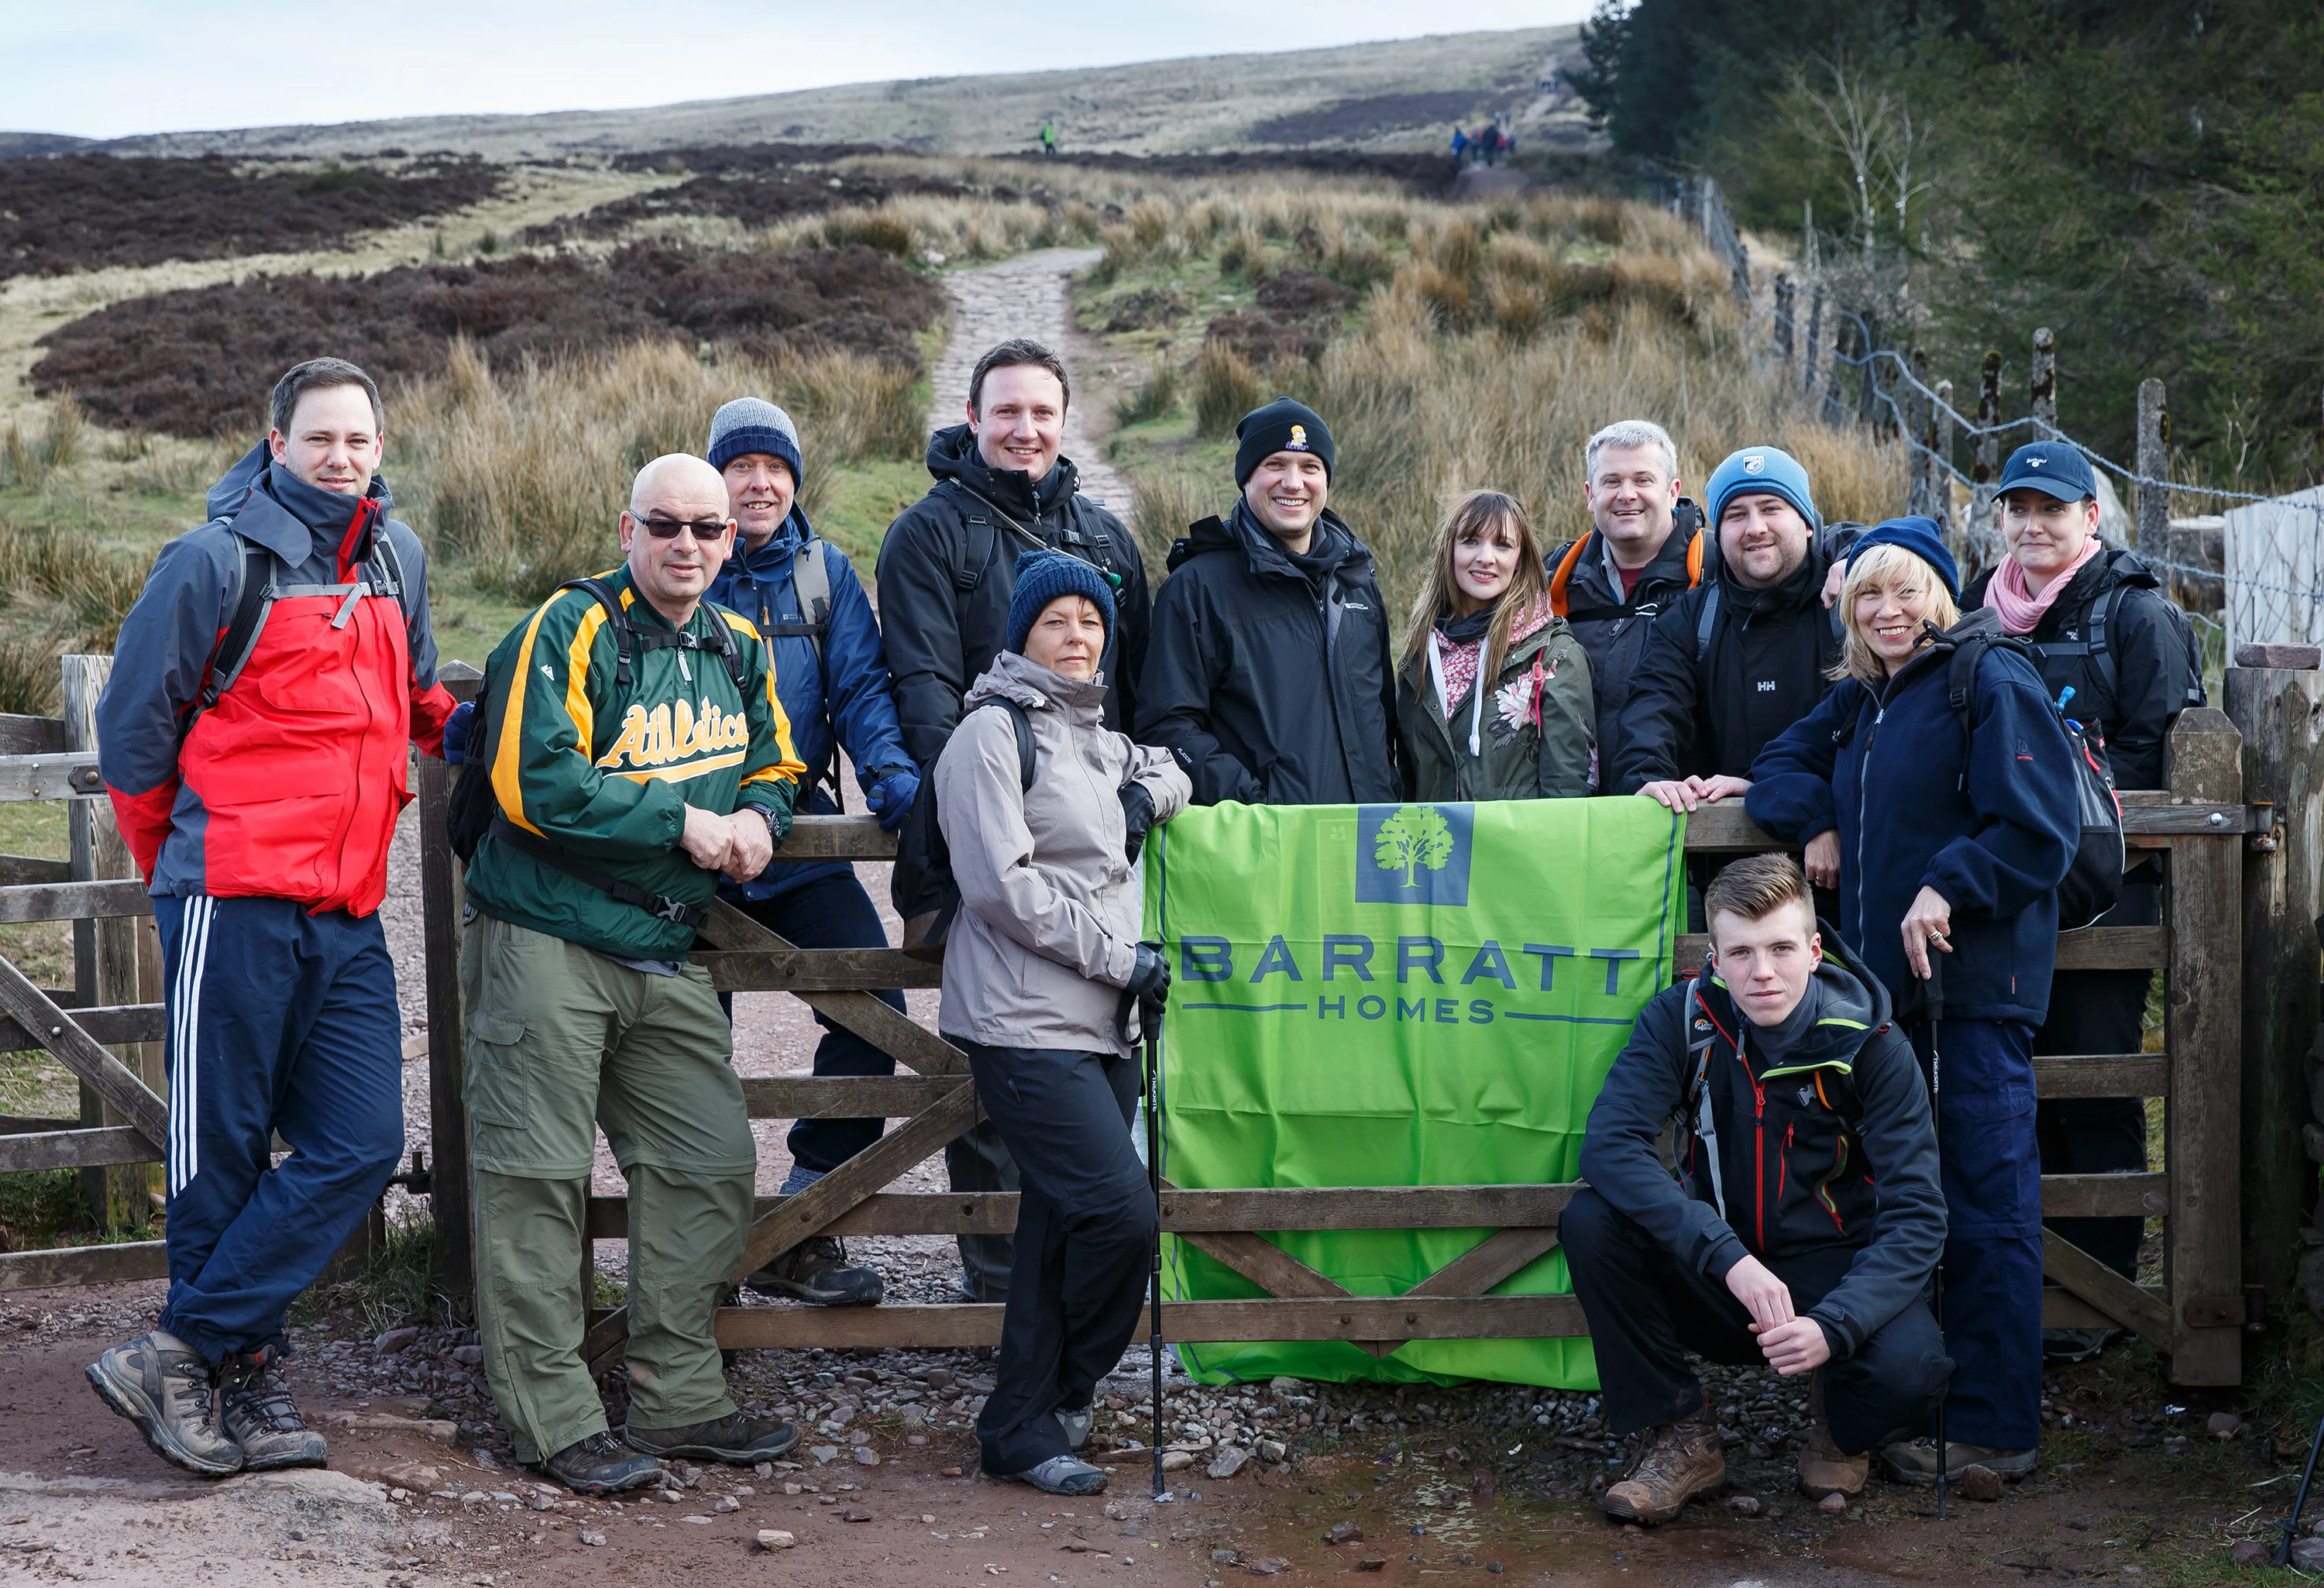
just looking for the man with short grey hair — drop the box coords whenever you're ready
[1547,421,1708,773]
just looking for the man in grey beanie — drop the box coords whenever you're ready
[704,396,920,1308]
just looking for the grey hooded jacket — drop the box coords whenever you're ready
[934,650,1191,1057]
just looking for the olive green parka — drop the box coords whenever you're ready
[1396,605,1597,802]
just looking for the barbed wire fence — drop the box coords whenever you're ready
[1662,175,2324,675]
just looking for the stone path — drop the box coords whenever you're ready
[929,246,1132,510]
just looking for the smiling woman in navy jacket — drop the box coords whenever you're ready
[1743,517,2078,1492]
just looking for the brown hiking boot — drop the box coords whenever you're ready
[1600,1410,1724,1525]
[1796,1371,1866,1500]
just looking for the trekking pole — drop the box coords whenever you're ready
[2274,1407,2324,1566]
[1143,1019,1171,1503]
[1924,950,1948,1523]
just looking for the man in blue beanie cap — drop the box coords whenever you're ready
[1621,447,1860,902]
[704,395,921,1308]
[1137,397,1400,805]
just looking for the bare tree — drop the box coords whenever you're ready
[1784,54,1935,260]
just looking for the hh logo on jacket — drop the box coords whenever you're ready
[597,697,751,780]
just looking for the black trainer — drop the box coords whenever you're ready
[216,1346,328,1471]
[538,1431,662,1494]
[744,1237,883,1307]
[624,1412,799,1464]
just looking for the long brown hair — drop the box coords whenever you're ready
[1400,490,1552,690]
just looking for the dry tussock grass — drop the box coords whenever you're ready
[394,337,925,604]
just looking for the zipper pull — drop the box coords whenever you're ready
[679,649,692,683]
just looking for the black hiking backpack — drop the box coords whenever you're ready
[444,577,753,928]
[892,699,1037,964]
[1941,624,2127,932]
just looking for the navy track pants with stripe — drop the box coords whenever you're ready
[154,895,404,1363]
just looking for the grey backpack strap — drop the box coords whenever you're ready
[789,536,830,665]
[1693,581,1721,665]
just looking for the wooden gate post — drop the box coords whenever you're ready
[2031,327,2058,438]
[2164,707,2245,1383]
[2137,379,2170,563]
[63,655,156,1231]
[419,662,484,1317]
[1933,378,1955,547]
[2226,654,2324,1292]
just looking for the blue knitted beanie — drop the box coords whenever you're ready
[706,397,803,486]
[1846,515,1961,601]
[1705,445,1820,532]
[1007,550,1116,655]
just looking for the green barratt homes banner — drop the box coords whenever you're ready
[1145,798,1686,1390]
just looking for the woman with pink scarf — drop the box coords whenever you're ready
[1394,490,1598,801]
[1959,443,2205,1349]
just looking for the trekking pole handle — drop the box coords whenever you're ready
[1923,953,1944,1026]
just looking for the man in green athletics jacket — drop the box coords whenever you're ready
[463,454,806,1493]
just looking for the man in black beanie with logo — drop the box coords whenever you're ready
[1138,397,1398,804]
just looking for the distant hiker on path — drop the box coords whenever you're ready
[88,357,459,1478]
[1039,119,1057,156]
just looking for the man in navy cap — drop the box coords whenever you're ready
[1961,442,2204,1349]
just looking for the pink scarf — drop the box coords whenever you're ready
[1983,537,2103,635]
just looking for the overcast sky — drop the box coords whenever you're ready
[10,4,1593,141]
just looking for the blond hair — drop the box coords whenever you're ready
[1831,541,1961,686]
[1400,490,1552,688]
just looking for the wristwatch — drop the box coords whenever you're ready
[756,805,783,842]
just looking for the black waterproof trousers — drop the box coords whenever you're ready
[957,1040,1157,1475]
[1563,1188,1951,1456]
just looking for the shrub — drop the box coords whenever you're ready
[1129,469,1222,572]
[1191,342,1264,440]
[32,243,944,438]
[0,517,148,650]
[1205,313,1322,367]
[0,153,504,279]
[1112,362,1181,429]
[0,397,86,490]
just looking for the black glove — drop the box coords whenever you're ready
[1116,940,1171,1044]
[1119,782,1156,864]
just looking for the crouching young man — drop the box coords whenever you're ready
[1566,854,1951,1523]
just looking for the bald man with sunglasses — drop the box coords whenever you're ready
[460,453,806,1493]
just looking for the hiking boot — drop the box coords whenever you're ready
[624,1411,799,1464]
[1796,1373,1866,1500]
[743,1237,883,1307]
[1058,1404,1093,1452]
[538,1431,662,1495]
[1879,1437,2039,1483]
[1600,1411,1724,1525]
[1011,1456,1108,1496]
[85,1331,243,1478]
[216,1346,328,1470]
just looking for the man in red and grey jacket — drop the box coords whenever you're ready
[84,359,457,1479]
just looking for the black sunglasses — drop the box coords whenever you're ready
[632,513,731,541]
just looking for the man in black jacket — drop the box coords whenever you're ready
[878,338,1152,766]
[1618,445,1850,806]
[875,337,1153,1303]
[1568,854,1950,1524]
[1548,420,1708,777]
[1961,444,2205,1313]
[1137,398,1398,805]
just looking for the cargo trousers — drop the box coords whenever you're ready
[462,911,758,1466]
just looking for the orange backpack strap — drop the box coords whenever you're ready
[1548,536,1590,618]
[1686,528,1704,586]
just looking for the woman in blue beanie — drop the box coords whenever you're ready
[933,551,1191,1494]
[1742,517,2079,1491]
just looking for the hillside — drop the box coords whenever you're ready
[22,28,1585,161]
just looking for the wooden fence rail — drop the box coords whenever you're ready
[9,658,2316,1396]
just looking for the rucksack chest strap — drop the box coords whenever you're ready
[488,816,709,929]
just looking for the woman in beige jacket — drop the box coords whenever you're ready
[935,551,1189,1496]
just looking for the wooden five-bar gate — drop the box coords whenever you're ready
[9,651,2321,1393]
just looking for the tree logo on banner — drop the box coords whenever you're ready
[1373,805,1456,887]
